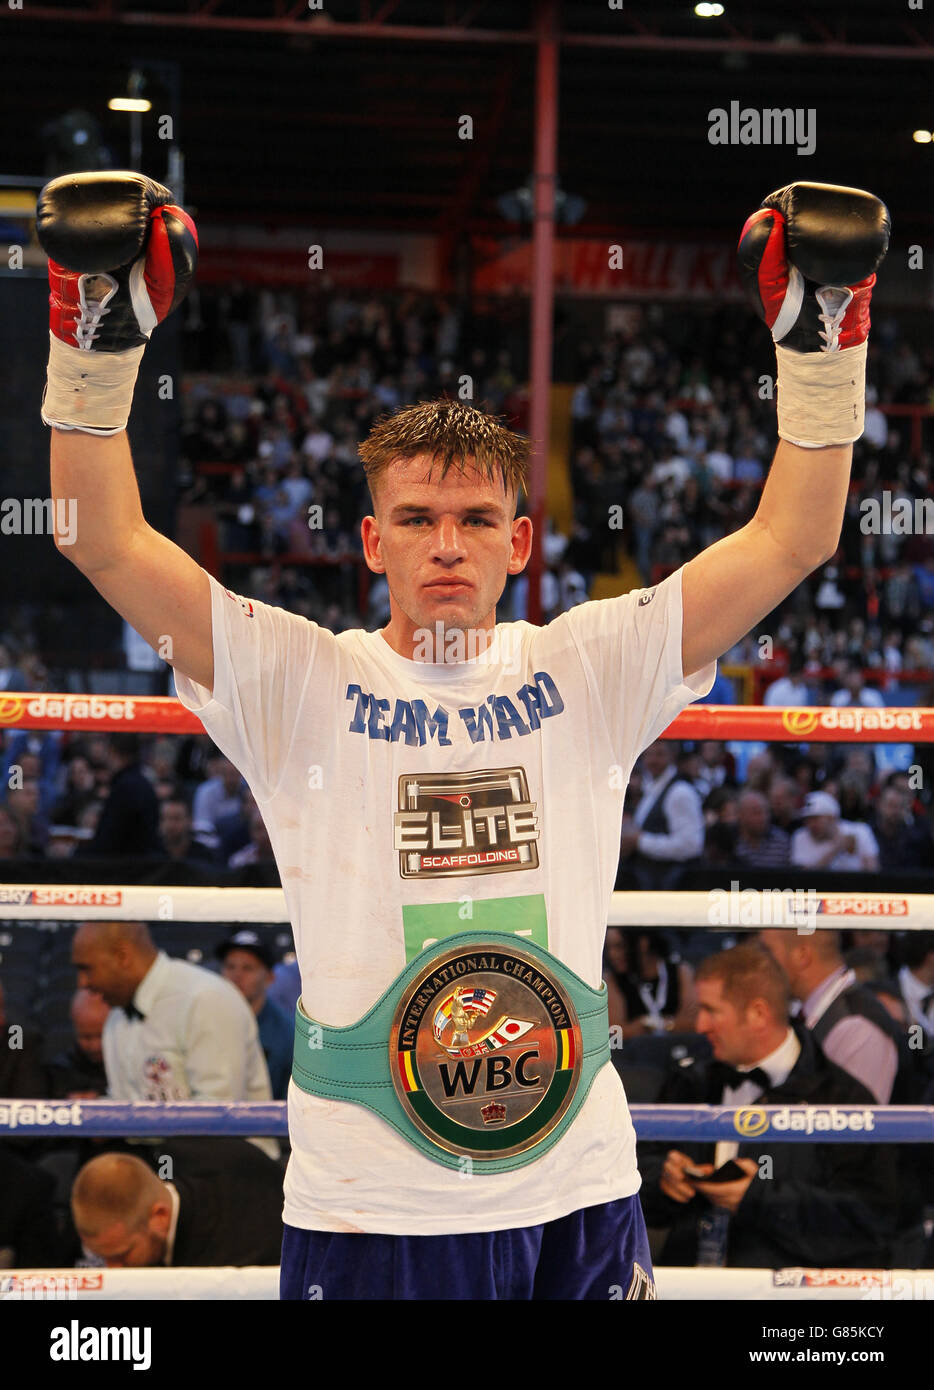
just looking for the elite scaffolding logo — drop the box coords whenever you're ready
[393,767,540,879]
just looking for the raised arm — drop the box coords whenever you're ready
[39,171,214,693]
[680,182,890,677]
[50,427,214,692]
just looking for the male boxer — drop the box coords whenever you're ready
[38,172,888,1300]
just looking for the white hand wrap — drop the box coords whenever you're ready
[41,332,146,436]
[775,339,867,449]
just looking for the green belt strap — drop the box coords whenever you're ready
[292,929,611,1174]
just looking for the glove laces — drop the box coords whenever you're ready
[74,273,118,349]
[815,286,854,353]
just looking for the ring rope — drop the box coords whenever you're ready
[1,1099,931,1141]
[2,1265,931,1301]
[1,884,931,929]
[0,694,932,741]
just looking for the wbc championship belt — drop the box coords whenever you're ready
[291,931,611,1173]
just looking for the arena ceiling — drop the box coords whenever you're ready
[7,0,934,238]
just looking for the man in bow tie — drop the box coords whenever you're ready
[637,944,897,1268]
[70,920,276,1161]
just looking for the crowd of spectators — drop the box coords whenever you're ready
[0,728,279,883]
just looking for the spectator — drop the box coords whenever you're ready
[759,928,899,1103]
[603,927,696,1038]
[71,921,276,1159]
[268,956,302,1016]
[192,752,248,835]
[848,929,894,971]
[50,754,99,827]
[158,794,219,865]
[767,777,801,836]
[0,976,47,1103]
[896,931,934,1041]
[2,730,63,817]
[830,658,885,712]
[71,1145,283,1268]
[216,930,293,1100]
[638,944,896,1268]
[762,655,812,706]
[47,988,110,1100]
[0,804,25,860]
[732,790,790,869]
[0,638,26,691]
[692,741,735,800]
[844,946,887,986]
[228,802,274,868]
[790,791,879,872]
[912,553,934,612]
[868,782,933,872]
[76,734,160,858]
[7,778,48,856]
[619,740,705,890]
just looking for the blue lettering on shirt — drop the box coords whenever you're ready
[343,672,563,746]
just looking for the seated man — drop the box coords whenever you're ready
[71,1141,283,1267]
[48,987,109,1099]
[790,791,879,873]
[216,930,293,1100]
[638,944,896,1268]
[759,927,899,1103]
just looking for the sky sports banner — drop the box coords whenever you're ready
[0,694,931,743]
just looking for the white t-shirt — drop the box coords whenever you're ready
[174,568,714,1234]
[790,819,880,872]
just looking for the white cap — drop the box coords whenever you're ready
[802,791,840,819]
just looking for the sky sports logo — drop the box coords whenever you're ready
[0,888,123,907]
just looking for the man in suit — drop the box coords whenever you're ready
[70,1140,283,1267]
[75,732,159,858]
[638,943,897,1268]
[47,987,109,1099]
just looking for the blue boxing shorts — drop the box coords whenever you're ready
[279,1194,655,1300]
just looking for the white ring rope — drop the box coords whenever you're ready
[0,885,931,930]
[2,1265,932,1301]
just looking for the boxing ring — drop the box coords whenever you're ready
[2,697,933,1299]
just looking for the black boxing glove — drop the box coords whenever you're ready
[37,171,198,435]
[737,182,890,447]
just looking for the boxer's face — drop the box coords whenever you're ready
[361,454,532,659]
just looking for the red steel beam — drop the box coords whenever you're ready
[11,6,934,56]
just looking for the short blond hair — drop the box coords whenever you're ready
[358,398,531,513]
[71,1153,164,1238]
